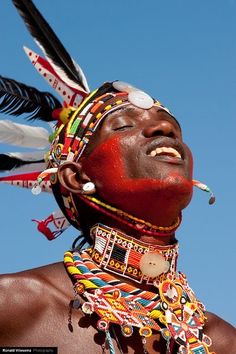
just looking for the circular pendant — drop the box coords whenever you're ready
[139,252,169,278]
[112,80,154,109]
[121,324,133,337]
[82,302,94,315]
[139,326,152,338]
[128,90,154,109]
[159,280,181,305]
[97,319,109,331]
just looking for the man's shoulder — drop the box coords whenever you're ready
[0,262,79,347]
[0,262,73,306]
[205,311,236,354]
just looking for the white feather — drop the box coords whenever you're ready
[0,120,50,149]
[0,162,47,175]
[4,151,47,161]
[72,59,90,92]
[47,56,88,93]
[31,42,89,93]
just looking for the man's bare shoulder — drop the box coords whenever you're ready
[0,263,105,352]
[0,262,75,344]
[205,311,236,354]
[0,262,73,302]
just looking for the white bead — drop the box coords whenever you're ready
[139,252,169,278]
[82,303,93,315]
[31,184,42,195]
[112,81,137,93]
[82,182,95,192]
[128,90,154,109]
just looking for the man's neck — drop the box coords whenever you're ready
[78,196,179,247]
[91,219,178,246]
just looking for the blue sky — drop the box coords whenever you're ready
[1,1,236,327]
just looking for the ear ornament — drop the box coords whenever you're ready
[32,167,58,195]
[82,182,96,194]
[192,180,215,205]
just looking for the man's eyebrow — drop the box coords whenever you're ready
[107,106,137,118]
[106,106,182,131]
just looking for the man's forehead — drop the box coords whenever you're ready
[105,105,182,130]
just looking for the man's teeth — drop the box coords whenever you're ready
[149,147,181,158]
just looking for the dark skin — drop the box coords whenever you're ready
[0,107,236,353]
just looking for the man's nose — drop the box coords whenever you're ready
[142,120,176,138]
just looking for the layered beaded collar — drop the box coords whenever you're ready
[64,224,214,354]
[89,224,179,285]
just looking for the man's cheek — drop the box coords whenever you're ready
[82,135,128,190]
[83,136,192,204]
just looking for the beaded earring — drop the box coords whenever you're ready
[82,182,96,194]
[192,179,215,205]
[31,167,58,195]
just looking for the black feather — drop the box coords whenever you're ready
[0,154,44,172]
[12,0,87,91]
[0,75,62,121]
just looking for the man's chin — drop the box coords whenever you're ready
[99,175,193,213]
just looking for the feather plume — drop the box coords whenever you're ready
[0,151,46,172]
[0,120,50,148]
[2,162,47,175]
[0,171,52,193]
[0,76,61,121]
[24,47,86,107]
[12,0,89,93]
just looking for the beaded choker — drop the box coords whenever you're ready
[89,224,179,285]
[80,195,181,237]
[64,224,214,354]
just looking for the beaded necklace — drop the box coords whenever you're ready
[64,224,214,354]
[80,195,181,237]
[89,223,179,285]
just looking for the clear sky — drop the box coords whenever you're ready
[0,0,236,327]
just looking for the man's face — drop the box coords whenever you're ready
[81,105,193,217]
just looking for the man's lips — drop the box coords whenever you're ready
[148,146,181,159]
[145,137,185,161]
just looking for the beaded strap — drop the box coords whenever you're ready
[80,195,181,237]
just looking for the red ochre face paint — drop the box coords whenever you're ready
[82,133,193,218]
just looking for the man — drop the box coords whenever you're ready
[0,1,236,353]
[1,95,236,353]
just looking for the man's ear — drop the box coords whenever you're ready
[57,161,94,194]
